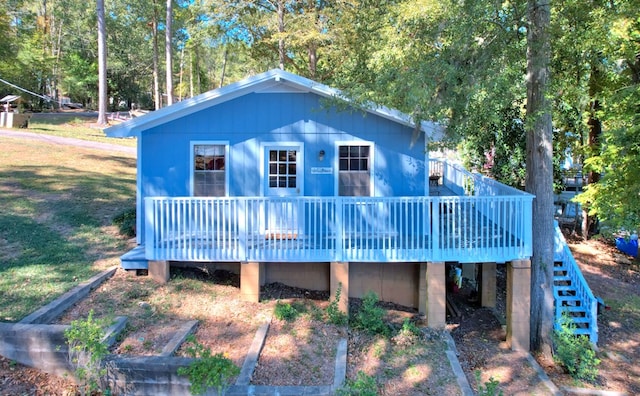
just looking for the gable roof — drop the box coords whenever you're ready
[104,68,443,139]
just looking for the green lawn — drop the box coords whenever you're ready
[0,125,136,321]
[27,112,136,147]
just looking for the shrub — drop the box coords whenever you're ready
[336,370,378,396]
[553,313,600,382]
[352,292,390,336]
[274,300,299,321]
[64,310,109,395]
[112,208,136,237]
[178,335,240,395]
[392,318,421,346]
[325,282,348,325]
[475,370,503,396]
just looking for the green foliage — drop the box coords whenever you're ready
[112,208,136,237]
[274,300,299,322]
[553,314,600,382]
[474,370,503,396]
[325,282,348,326]
[336,370,378,396]
[352,292,390,337]
[177,335,240,395]
[64,310,109,395]
[400,318,421,337]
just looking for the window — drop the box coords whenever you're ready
[193,144,226,196]
[268,149,297,189]
[338,144,371,196]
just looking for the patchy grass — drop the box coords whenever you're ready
[0,135,136,321]
[26,113,136,147]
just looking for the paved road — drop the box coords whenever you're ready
[0,128,136,156]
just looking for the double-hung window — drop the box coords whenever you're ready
[338,144,372,196]
[193,143,227,197]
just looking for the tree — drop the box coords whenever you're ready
[152,0,162,109]
[574,2,640,236]
[96,0,107,125]
[165,0,174,105]
[525,0,554,355]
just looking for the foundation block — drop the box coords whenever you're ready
[148,260,170,284]
[425,262,446,329]
[240,262,263,303]
[481,262,497,308]
[507,259,531,351]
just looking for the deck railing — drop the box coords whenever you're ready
[144,194,533,263]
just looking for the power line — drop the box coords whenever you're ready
[0,76,61,104]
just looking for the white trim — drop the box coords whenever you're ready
[189,140,230,197]
[334,140,375,197]
[260,141,305,197]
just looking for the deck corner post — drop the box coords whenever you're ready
[330,262,349,315]
[424,261,446,329]
[507,259,531,351]
[149,260,170,284]
[240,261,263,303]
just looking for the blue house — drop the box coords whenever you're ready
[105,69,597,350]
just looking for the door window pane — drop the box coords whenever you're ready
[268,149,297,190]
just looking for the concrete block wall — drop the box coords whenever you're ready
[0,323,73,377]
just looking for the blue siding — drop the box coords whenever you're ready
[139,91,426,206]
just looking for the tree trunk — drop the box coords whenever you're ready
[582,57,603,238]
[152,0,161,110]
[96,0,108,125]
[582,104,601,238]
[220,45,228,88]
[525,0,555,356]
[165,0,174,106]
[277,0,285,70]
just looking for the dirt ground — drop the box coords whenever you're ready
[1,236,639,395]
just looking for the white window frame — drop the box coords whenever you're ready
[190,141,230,197]
[334,140,374,197]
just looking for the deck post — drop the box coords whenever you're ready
[422,261,445,329]
[507,259,531,351]
[480,262,497,308]
[240,262,263,303]
[149,260,170,284]
[330,262,349,315]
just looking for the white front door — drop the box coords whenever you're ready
[263,145,304,237]
[265,146,303,197]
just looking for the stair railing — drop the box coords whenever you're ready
[554,222,599,345]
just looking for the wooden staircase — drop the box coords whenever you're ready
[553,223,598,344]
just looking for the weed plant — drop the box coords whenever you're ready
[336,370,378,396]
[553,312,600,382]
[274,300,300,321]
[64,310,110,395]
[325,282,348,325]
[352,292,390,336]
[177,335,240,395]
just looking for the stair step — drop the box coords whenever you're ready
[556,295,582,303]
[555,285,576,292]
[553,275,572,282]
[557,305,586,313]
[568,316,592,324]
[572,327,593,336]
